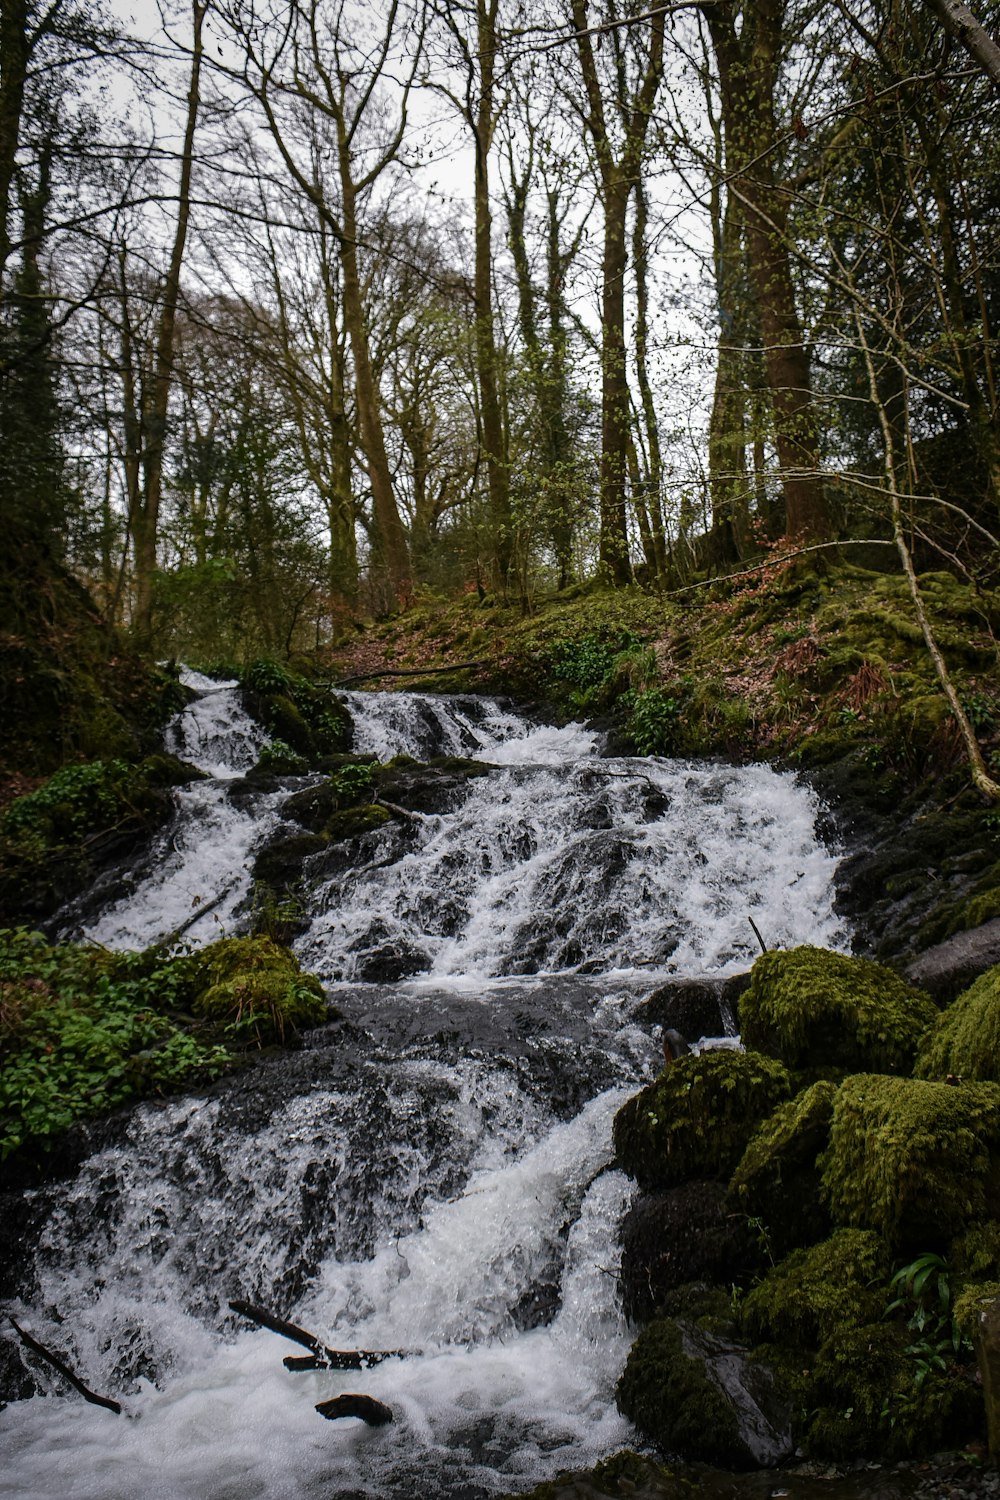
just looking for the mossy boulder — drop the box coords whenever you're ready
[617,1316,793,1468]
[613,1051,792,1191]
[0,756,197,922]
[740,1229,889,1350]
[616,1319,748,1468]
[820,1074,1000,1251]
[739,946,936,1074]
[915,964,1000,1082]
[806,1321,982,1462]
[240,659,352,763]
[726,1080,836,1258]
[191,936,327,1044]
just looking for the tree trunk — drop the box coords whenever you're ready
[473,0,513,594]
[133,0,206,642]
[705,0,829,542]
[599,179,633,583]
[337,142,412,609]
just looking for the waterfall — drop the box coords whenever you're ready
[1,682,847,1499]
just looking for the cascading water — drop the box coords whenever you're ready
[1,679,847,1499]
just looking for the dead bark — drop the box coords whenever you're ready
[9,1317,122,1414]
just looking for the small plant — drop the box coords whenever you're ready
[0,929,231,1160]
[256,739,308,774]
[626,688,681,755]
[328,761,375,806]
[880,1252,972,1428]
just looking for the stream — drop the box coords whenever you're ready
[0,673,846,1499]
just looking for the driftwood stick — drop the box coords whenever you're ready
[9,1317,122,1414]
[228,1299,415,1369]
[332,660,487,687]
[748,916,768,954]
[315,1393,394,1425]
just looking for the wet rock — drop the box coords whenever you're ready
[252,831,329,888]
[620,1182,761,1323]
[354,941,431,983]
[905,919,1000,1005]
[636,977,737,1042]
[0,1332,39,1408]
[374,757,493,815]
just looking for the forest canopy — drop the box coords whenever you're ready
[3,0,1000,662]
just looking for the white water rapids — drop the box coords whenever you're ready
[1,675,847,1498]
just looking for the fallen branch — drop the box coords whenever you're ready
[332,659,487,687]
[229,1299,416,1369]
[9,1317,122,1414]
[315,1393,394,1425]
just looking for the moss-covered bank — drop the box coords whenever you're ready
[0,930,332,1169]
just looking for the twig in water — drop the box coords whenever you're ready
[9,1317,122,1414]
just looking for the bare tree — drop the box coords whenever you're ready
[218,0,420,608]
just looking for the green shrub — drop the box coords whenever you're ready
[613,1050,792,1190]
[915,964,1000,1082]
[820,1074,1000,1251]
[626,688,682,755]
[739,946,936,1074]
[0,930,230,1160]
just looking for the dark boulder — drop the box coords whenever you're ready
[620,1181,761,1323]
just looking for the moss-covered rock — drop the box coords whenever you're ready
[808,1321,983,1462]
[191,936,328,1044]
[820,1074,1000,1251]
[240,659,352,763]
[616,1318,749,1468]
[726,1080,836,1258]
[613,1051,792,1191]
[739,946,936,1074]
[915,965,1000,1082]
[740,1229,889,1350]
[0,756,197,923]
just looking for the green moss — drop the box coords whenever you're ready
[916,966,1000,1082]
[804,1322,908,1459]
[613,1050,791,1190]
[820,1074,1000,1251]
[727,1080,837,1257]
[741,1229,889,1350]
[616,1318,747,1468]
[192,935,328,1044]
[739,946,936,1074]
[325,804,392,841]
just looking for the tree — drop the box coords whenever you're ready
[221,0,419,609]
[699,0,830,542]
[568,0,667,583]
